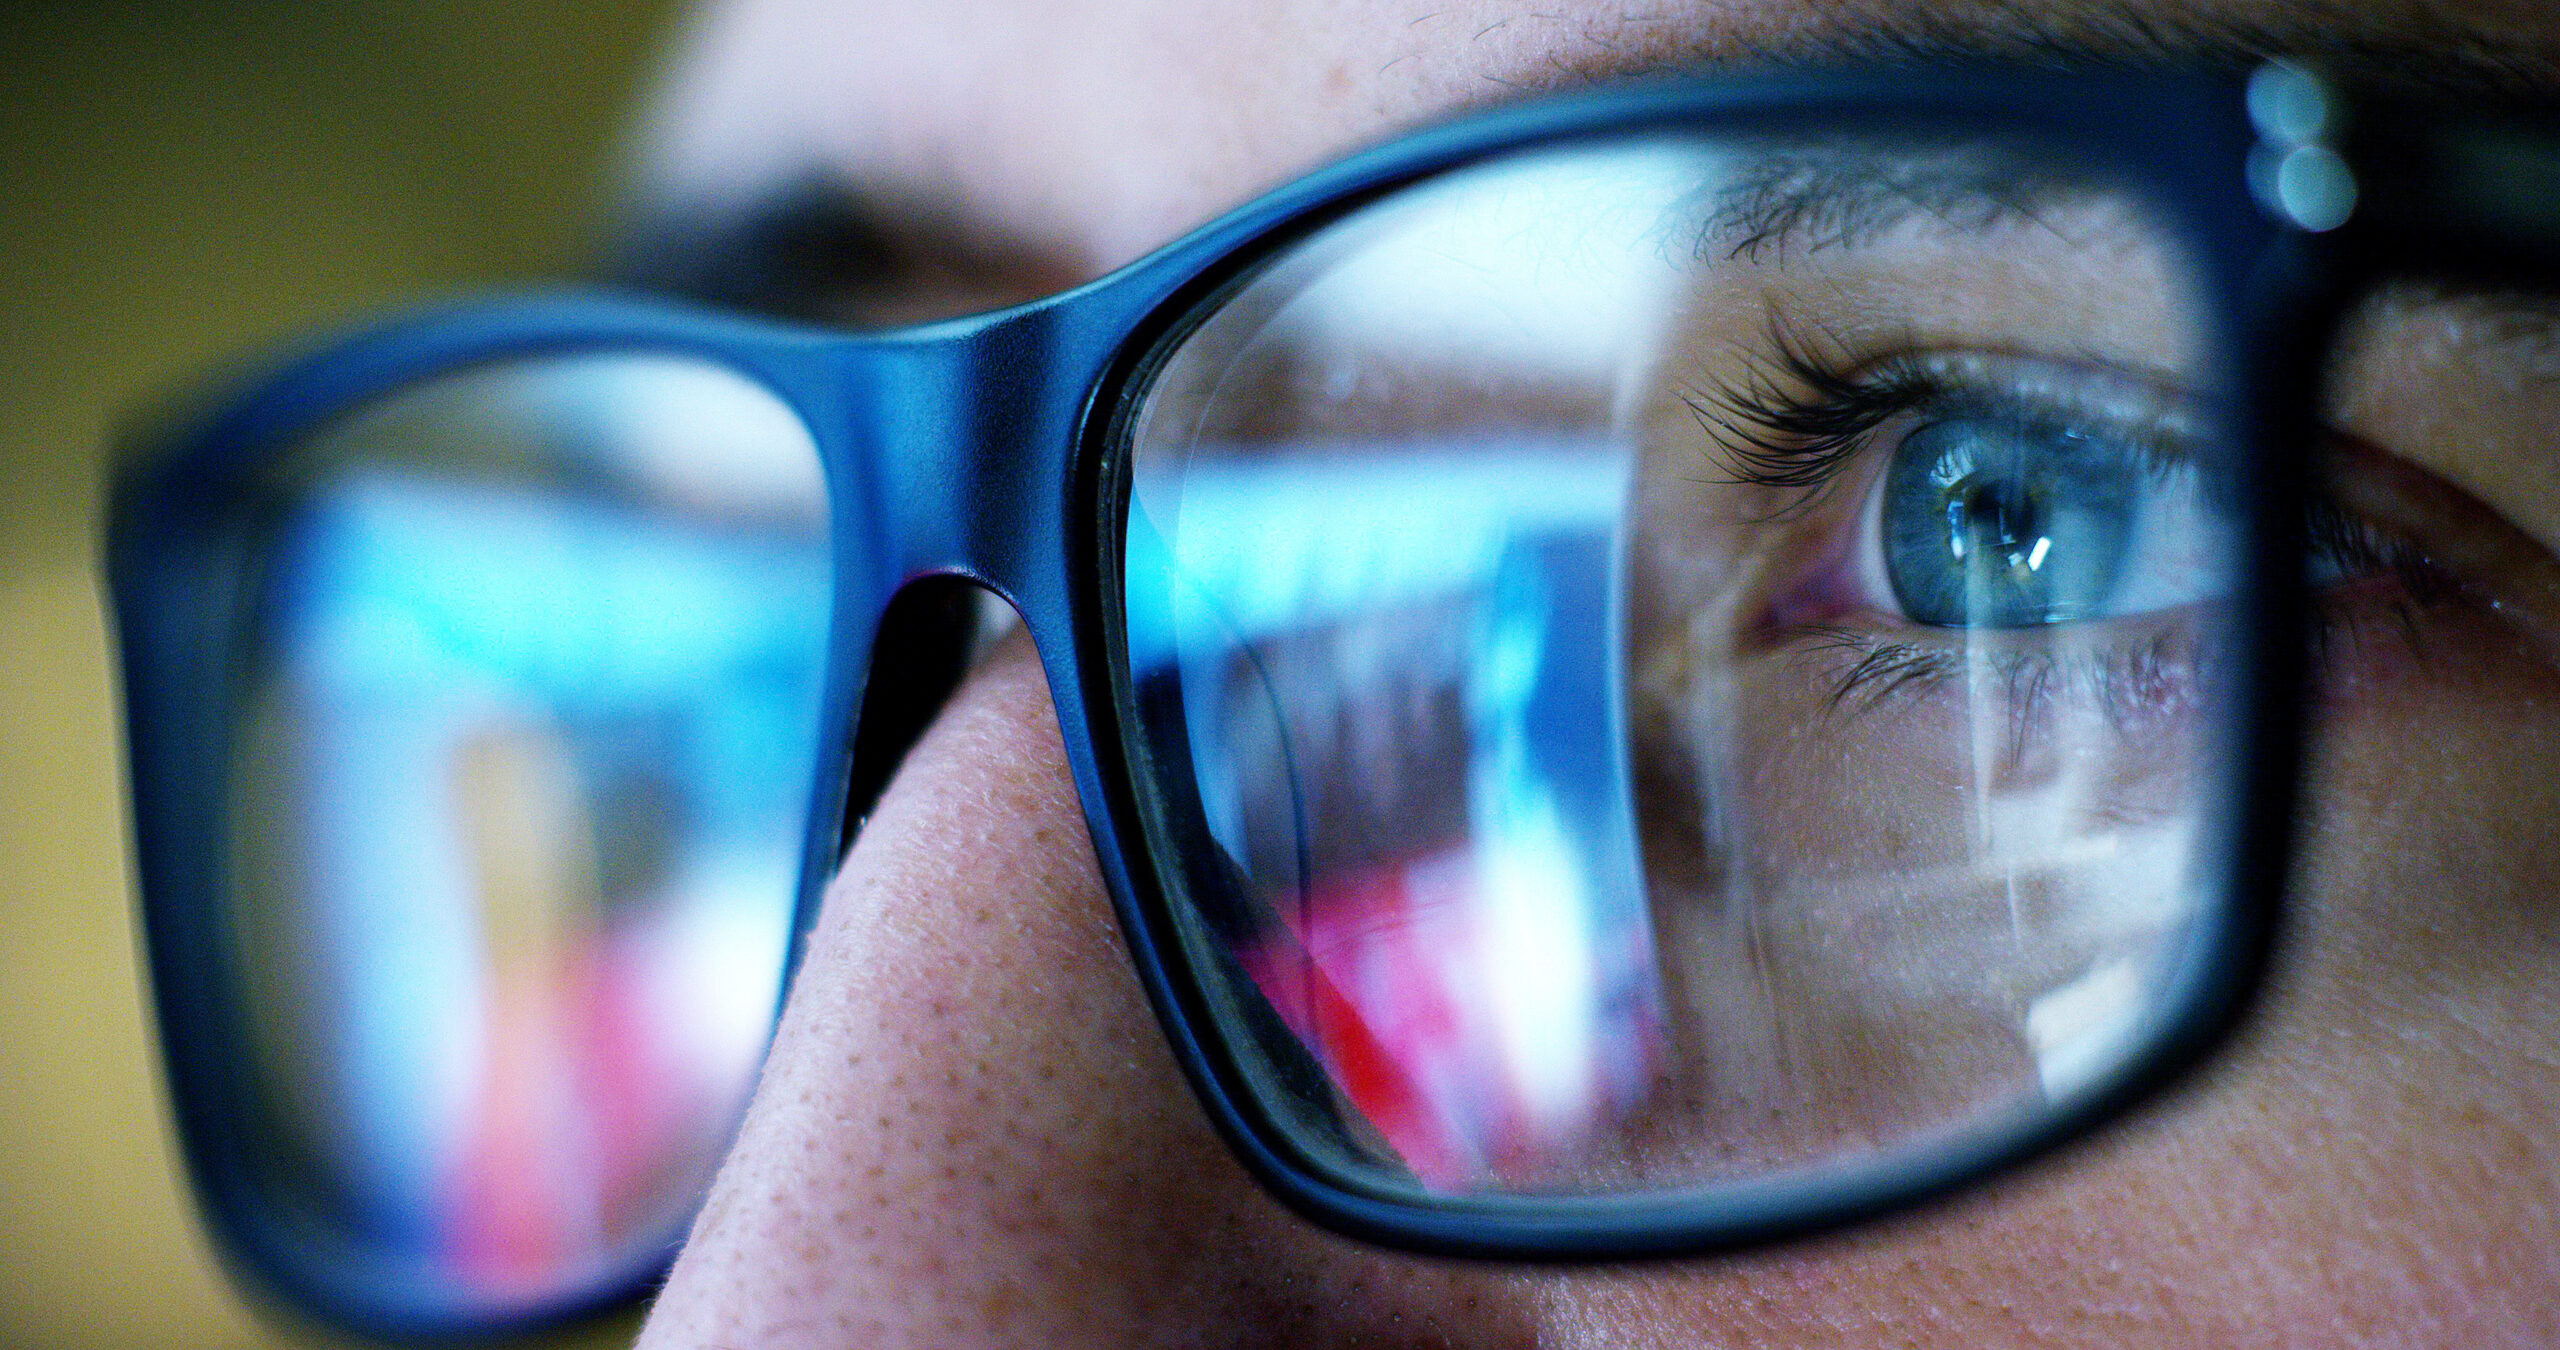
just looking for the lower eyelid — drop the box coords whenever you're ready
[1760,622,2213,749]
[2321,431,2560,666]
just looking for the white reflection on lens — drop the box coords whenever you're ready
[234,353,830,1302]
[1278,145,1710,382]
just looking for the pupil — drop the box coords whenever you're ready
[1955,478,2043,573]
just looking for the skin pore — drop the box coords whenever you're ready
[630,1,2560,1345]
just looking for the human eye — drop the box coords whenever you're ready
[1125,131,2319,1198]
[1685,331,2520,734]
[1672,339,2240,740]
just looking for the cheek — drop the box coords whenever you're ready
[1964,607,2560,1342]
[1550,631,2560,1346]
[1626,522,2218,1168]
[645,632,1550,1346]
[2275,603,2560,1136]
[1987,625,2560,1342]
[1612,465,2560,1343]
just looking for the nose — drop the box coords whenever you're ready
[634,626,1526,1347]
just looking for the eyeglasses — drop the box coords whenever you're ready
[105,61,2560,1339]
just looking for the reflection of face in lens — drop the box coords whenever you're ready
[1623,150,2229,1171]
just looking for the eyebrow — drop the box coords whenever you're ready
[1628,5,2560,100]
[615,3,2560,318]
[611,180,895,323]
[609,178,1082,326]
[1694,148,2112,262]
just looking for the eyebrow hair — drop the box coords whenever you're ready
[614,2,2560,317]
[1617,3,2560,100]
[611,179,897,322]
[1693,147,2109,261]
[608,177,1081,326]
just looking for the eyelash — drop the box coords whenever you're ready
[1680,326,2193,514]
[1680,334,2462,718]
[1679,328,1916,506]
[1794,625,2206,736]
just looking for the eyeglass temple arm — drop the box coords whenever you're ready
[2343,100,2560,281]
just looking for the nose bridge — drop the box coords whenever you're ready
[854,299,1102,616]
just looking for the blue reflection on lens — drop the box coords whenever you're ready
[251,470,825,1286]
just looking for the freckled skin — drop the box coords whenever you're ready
[645,635,1533,1347]
[635,2,2560,1344]
[643,636,2560,1348]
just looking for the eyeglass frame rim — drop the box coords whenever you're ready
[103,63,2329,1342]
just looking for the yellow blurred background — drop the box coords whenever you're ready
[3,3,682,1344]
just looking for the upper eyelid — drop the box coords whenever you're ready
[1682,348,2206,512]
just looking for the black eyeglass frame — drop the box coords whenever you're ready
[120,61,2560,1340]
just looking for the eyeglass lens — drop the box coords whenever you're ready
[221,355,830,1309]
[1121,131,2249,1201]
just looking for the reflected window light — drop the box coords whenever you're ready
[238,460,825,1293]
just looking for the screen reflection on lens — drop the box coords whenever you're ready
[1124,132,2244,1202]
[224,355,829,1310]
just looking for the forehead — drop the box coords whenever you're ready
[638,0,2560,289]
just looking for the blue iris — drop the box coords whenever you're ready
[1881,416,2140,628]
